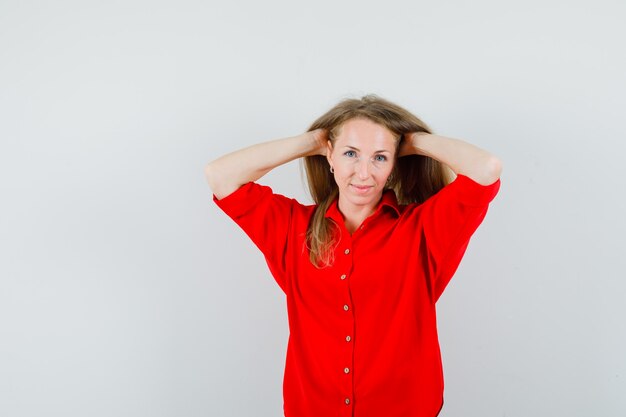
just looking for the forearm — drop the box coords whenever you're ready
[408,133,502,185]
[205,132,321,199]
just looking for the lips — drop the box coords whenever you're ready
[351,184,373,193]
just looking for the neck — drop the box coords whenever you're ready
[337,195,381,234]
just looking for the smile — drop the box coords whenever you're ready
[350,184,373,194]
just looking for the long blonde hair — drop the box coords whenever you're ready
[303,94,451,268]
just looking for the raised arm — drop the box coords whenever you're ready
[400,132,502,185]
[204,130,328,199]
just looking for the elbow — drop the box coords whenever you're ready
[204,162,220,192]
[466,155,502,185]
[484,155,503,184]
[204,162,238,199]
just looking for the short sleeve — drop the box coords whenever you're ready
[213,182,297,292]
[420,174,501,301]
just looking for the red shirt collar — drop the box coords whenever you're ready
[324,189,401,223]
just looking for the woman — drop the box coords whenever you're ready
[205,95,502,417]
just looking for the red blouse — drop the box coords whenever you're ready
[213,174,501,417]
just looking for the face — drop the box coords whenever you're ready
[326,118,397,215]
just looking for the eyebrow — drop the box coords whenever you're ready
[343,145,392,153]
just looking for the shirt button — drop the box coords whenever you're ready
[344,367,350,374]
[340,274,347,280]
[344,248,350,255]
[345,335,351,342]
[343,304,349,311]
[345,398,351,405]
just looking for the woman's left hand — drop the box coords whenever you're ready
[399,132,429,157]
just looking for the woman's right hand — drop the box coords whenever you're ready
[308,129,330,156]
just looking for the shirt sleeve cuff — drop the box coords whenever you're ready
[448,174,501,206]
[213,182,268,218]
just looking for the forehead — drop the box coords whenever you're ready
[335,118,397,149]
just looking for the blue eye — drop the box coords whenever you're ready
[344,150,357,158]
[374,155,387,162]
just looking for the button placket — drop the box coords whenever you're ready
[338,241,354,412]
[341,296,354,411]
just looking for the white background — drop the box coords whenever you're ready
[1,1,625,416]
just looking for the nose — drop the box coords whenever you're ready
[356,158,370,180]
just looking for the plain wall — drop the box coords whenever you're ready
[1,1,625,416]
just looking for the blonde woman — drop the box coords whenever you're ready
[205,95,502,417]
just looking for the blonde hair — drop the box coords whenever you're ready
[303,94,451,268]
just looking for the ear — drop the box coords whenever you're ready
[326,140,333,166]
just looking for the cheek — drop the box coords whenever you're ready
[337,168,352,180]
[334,162,352,176]
[376,163,394,176]
[379,166,395,183]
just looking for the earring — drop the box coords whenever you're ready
[330,166,334,174]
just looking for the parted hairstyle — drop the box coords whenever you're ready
[303,94,452,269]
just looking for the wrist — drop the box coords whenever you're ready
[411,132,432,156]
[399,132,430,157]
